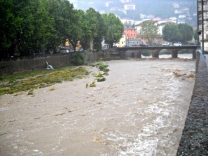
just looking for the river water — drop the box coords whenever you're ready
[0,58,195,156]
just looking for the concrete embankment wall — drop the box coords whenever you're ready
[0,48,196,75]
[0,52,105,75]
[177,52,208,156]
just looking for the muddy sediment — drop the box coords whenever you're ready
[0,59,195,156]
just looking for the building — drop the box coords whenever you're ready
[126,39,143,47]
[124,4,136,11]
[118,35,127,47]
[120,0,131,3]
[123,28,138,39]
[178,14,186,24]
[198,0,208,52]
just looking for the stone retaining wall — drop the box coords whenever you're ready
[0,49,196,75]
[176,52,208,156]
[0,52,100,75]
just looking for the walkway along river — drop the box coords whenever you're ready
[0,59,195,156]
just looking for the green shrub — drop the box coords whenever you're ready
[95,72,106,82]
[95,62,109,74]
[71,52,84,65]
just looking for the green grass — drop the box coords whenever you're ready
[95,62,109,75]
[0,67,89,95]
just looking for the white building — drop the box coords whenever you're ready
[124,4,136,11]
[118,35,127,47]
[177,14,186,24]
[120,0,131,3]
[169,17,177,23]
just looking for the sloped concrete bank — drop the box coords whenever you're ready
[177,53,208,156]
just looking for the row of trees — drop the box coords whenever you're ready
[0,0,123,60]
[140,21,194,45]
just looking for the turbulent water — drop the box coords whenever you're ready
[0,59,195,156]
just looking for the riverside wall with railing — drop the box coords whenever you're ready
[0,46,198,75]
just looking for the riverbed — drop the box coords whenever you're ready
[0,59,195,156]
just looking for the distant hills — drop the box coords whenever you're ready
[69,0,197,26]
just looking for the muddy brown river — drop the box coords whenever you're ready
[0,59,195,156]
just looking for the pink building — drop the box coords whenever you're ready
[123,28,138,39]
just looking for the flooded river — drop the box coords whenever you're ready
[0,59,195,156]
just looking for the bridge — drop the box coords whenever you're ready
[114,45,199,59]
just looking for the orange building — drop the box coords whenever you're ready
[123,28,138,39]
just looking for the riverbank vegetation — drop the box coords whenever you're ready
[162,23,194,44]
[0,67,89,95]
[0,0,123,60]
[86,62,109,88]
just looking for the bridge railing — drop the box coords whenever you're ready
[114,45,199,59]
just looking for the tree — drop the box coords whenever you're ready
[0,0,30,59]
[94,12,105,50]
[48,0,76,51]
[72,8,104,51]
[69,9,86,50]
[162,23,181,43]
[140,20,158,45]
[0,0,56,58]
[0,0,122,59]
[84,8,100,51]
[194,29,199,44]
[102,13,123,47]
[178,24,193,43]
[163,23,193,43]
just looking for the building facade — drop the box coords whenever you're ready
[123,28,138,39]
[198,0,208,52]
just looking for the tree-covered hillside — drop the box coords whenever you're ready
[71,0,197,25]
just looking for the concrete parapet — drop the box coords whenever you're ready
[176,52,208,156]
[0,52,98,75]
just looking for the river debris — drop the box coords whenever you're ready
[49,87,56,91]
[46,61,54,70]
[27,89,34,96]
[95,72,106,82]
[87,62,109,87]
[173,69,195,79]
[89,81,96,87]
